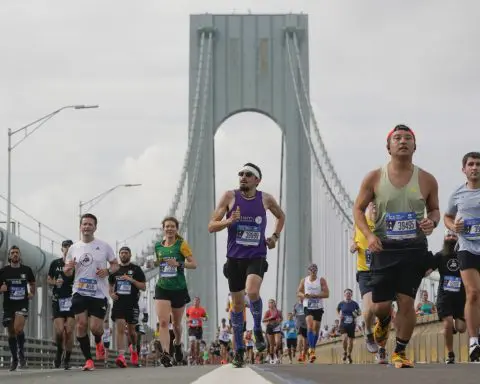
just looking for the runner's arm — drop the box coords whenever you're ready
[353,170,378,239]
[318,277,329,299]
[47,261,56,286]
[264,193,285,238]
[444,192,458,232]
[424,171,441,226]
[180,241,197,269]
[208,191,234,233]
[296,278,305,299]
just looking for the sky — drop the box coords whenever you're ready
[1,1,479,330]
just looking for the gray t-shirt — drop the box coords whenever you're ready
[293,302,306,329]
[446,183,480,255]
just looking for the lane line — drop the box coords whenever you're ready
[191,364,273,383]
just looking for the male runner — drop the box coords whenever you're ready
[293,296,308,362]
[426,230,466,363]
[47,239,75,369]
[337,288,361,364]
[209,162,285,367]
[109,246,146,368]
[444,151,480,361]
[350,202,379,354]
[186,296,208,364]
[64,213,119,371]
[353,124,439,368]
[0,246,35,371]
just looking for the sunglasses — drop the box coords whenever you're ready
[238,171,254,177]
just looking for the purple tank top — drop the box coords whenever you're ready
[226,190,267,259]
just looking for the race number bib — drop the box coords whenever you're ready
[236,224,261,246]
[296,307,304,316]
[444,276,462,292]
[191,319,199,327]
[273,324,281,332]
[343,315,353,324]
[9,286,26,301]
[365,249,372,269]
[307,298,320,310]
[464,218,480,241]
[385,212,417,240]
[117,280,132,295]
[59,297,72,312]
[160,262,177,278]
[76,278,97,296]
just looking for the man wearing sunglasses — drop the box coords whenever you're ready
[208,162,285,368]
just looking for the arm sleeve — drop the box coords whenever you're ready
[106,244,117,263]
[180,241,193,258]
[48,261,56,279]
[27,267,35,283]
[135,267,146,283]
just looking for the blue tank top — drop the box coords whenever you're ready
[226,190,267,259]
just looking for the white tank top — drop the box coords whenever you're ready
[303,276,324,310]
[219,324,230,342]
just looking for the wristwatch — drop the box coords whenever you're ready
[272,233,280,240]
[432,219,438,228]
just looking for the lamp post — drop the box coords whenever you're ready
[6,104,99,253]
[115,227,162,255]
[78,183,142,238]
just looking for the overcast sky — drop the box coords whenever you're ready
[1,1,479,327]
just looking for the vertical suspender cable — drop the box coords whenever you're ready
[275,132,285,307]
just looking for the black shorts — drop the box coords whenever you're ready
[223,257,268,293]
[219,340,229,347]
[71,293,108,319]
[52,298,74,319]
[2,301,29,327]
[437,292,466,321]
[104,342,110,349]
[304,307,324,323]
[111,303,139,324]
[188,326,203,340]
[297,326,307,338]
[340,324,356,338]
[154,286,191,309]
[458,251,480,271]
[265,323,282,335]
[369,239,428,303]
[286,338,297,349]
[356,271,372,297]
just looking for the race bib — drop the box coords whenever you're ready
[365,249,372,269]
[464,218,480,241]
[117,280,132,295]
[160,262,177,278]
[9,286,26,301]
[307,298,320,310]
[191,319,199,327]
[385,212,417,240]
[444,276,462,292]
[273,325,281,332]
[296,307,304,316]
[236,224,261,246]
[76,278,97,296]
[344,315,353,324]
[59,297,72,312]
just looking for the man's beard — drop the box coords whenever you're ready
[239,184,250,192]
[442,240,457,256]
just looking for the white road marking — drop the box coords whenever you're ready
[191,364,273,383]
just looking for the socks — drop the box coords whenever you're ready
[231,311,245,351]
[249,298,263,332]
[470,336,478,346]
[8,336,18,362]
[313,332,319,347]
[307,330,316,348]
[94,334,102,344]
[77,335,92,360]
[65,351,71,363]
[17,332,25,359]
[394,337,409,353]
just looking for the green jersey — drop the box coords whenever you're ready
[155,237,192,291]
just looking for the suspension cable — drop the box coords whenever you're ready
[285,33,353,226]
[275,132,285,303]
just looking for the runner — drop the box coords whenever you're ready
[218,318,231,364]
[0,245,35,371]
[337,288,361,364]
[353,124,440,368]
[444,151,480,361]
[186,297,208,364]
[282,312,297,364]
[109,245,146,368]
[209,162,285,367]
[426,230,466,363]
[350,202,379,355]
[154,216,197,367]
[64,213,119,371]
[263,299,283,364]
[47,239,75,369]
[293,296,308,362]
[297,263,329,363]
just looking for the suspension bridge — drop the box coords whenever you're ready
[0,13,445,383]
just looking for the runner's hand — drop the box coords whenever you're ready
[419,218,435,236]
[266,237,277,249]
[366,234,382,253]
[454,217,464,233]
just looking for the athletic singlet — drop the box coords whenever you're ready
[354,217,375,271]
[303,276,324,310]
[219,324,230,342]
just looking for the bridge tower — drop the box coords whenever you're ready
[187,14,312,339]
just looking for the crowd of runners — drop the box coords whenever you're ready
[1,125,480,372]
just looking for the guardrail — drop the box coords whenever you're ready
[0,335,118,369]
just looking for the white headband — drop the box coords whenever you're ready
[239,165,260,179]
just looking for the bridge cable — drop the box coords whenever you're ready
[275,133,285,304]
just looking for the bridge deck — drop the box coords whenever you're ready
[0,363,477,384]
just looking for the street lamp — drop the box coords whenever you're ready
[78,183,142,237]
[115,227,162,255]
[6,104,99,252]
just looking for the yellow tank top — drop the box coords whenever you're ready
[354,217,375,271]
[374,164,425,240]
